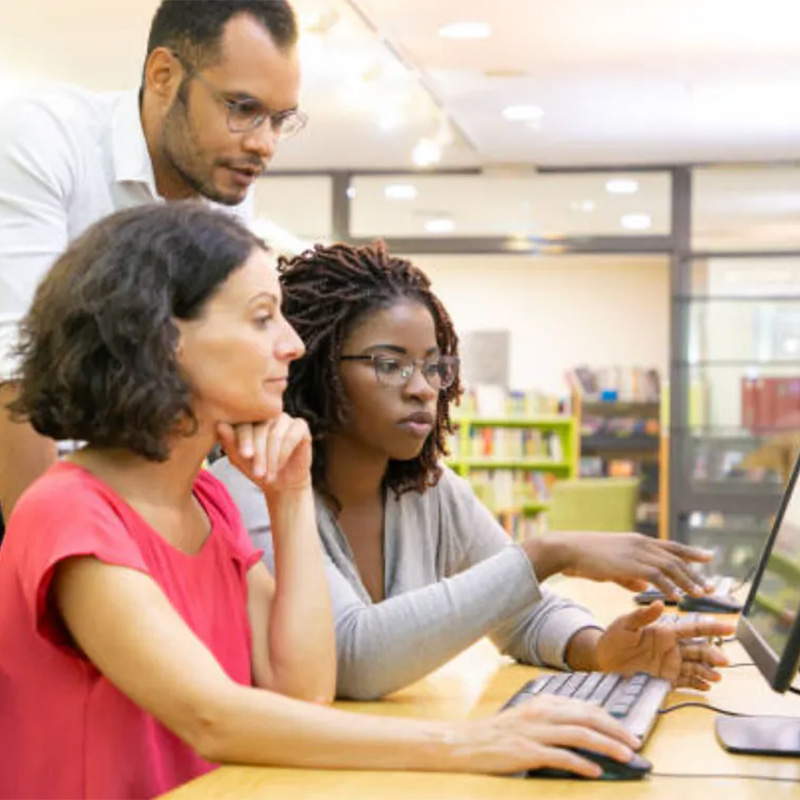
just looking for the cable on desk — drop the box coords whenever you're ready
[658,701,746,717]
[652,772,800,784]
[731,564,757,594]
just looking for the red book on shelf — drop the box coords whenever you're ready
[774,377,800,429]
[753,378,774,432]
[741,377,757,430]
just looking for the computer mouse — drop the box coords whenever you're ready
[526,749,653,781]
[634,586,680,606]
[678,593,742,613]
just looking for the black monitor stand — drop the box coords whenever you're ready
[716,715,800,756]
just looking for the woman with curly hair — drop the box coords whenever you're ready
[214,241,732,704]
[0,204,668,796]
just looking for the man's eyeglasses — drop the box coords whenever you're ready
[171,51,307,139]
[340,354,459,390]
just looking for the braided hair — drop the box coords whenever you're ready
[278,242,461,508]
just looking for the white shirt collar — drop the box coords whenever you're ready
[109,89,254,223]
[112,90,160,199]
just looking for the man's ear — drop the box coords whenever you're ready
[143,47,183,103]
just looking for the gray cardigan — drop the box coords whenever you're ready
[210,459,601,700]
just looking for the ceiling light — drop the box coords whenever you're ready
[438,21,492,39]
[605,179,639,195]
[502,105,544,122]
[378,110,401,132]
[620,213,652,231]
[425,218,456,234]
[346,186,357,200]
[569,200,596,213]
[384,184,418,201]
[412,138,441,168]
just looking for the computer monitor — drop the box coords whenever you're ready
[715,450,800,756]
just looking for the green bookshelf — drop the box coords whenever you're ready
[446,415,579,521]
[448,416,578,475]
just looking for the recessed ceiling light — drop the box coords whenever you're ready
[620,213,652,231]
[438,21,492,39]
[569,200,596,213]
[425,218,456,234]
[502,105,544,122]
[605,179,639,195]
[378,111,401,132]
[412,138,441,168]
[384,184,418,201]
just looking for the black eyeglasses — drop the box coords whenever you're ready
[340,354,459,390]
[171,51,308,139]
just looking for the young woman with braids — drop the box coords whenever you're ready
[213,242,733,711]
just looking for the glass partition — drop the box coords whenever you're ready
[351,172,671,239]
[693,167,800,252]
[672,249,800,553]
[253,176,332,243]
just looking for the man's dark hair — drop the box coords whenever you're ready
[9,203,263,461]
[278,242,462,508]
[147,0,298,73]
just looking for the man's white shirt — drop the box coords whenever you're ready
[0,84,252,380]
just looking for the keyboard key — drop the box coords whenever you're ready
[573,672,605,701]
[560,672,590,697]
[586,673,621,706]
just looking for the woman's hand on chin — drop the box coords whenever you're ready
[217,417,312,496]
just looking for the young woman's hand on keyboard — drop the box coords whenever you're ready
[523,532,714,600]
[580,602,735,690]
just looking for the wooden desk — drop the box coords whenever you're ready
[161,579,800,799]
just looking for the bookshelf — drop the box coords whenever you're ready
[578,398,662,538]
[446,412,579,539]
[563,366,664,538]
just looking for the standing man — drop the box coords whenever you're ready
[0,0,305,527]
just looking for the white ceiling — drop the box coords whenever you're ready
[3,0,800,171]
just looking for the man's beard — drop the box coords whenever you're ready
[161,102,241,206]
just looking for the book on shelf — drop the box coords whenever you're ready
[580,456,605,478]
[741,375,800,432]
[469,469,556,513]
[566,365,661,403]
[458,384,570,418]
[460,427,564,460]
[607,459,636,478]
[496,509,548,542]
[581,414,660,438]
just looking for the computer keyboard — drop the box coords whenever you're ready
[500,671,670,745]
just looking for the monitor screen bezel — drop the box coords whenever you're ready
[737,450,800,693]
